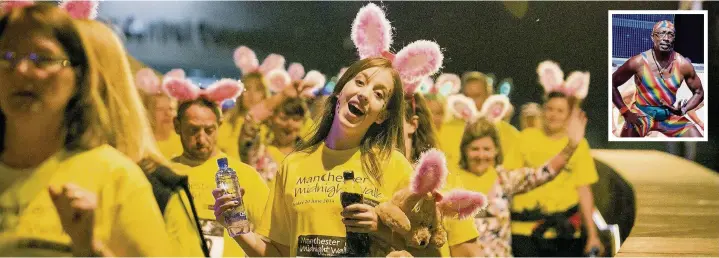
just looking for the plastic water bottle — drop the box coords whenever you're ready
[215,157,251,236]
[340,171,369,257]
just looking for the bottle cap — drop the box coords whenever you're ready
[343,171,354,180]
[217,157,229,169]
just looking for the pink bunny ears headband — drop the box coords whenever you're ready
[351,3,444,96]
[1,0,99,19]
[411,149,487,219]
[136,67,244,104]
[446,93,510,124]
[536,60,590,100]
[233,46,327,96]
[233,45,286,77]
[262,61,327,97]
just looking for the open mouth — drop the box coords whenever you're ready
[348,102,365,116]
[12,91,39,99]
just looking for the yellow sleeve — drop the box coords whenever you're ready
[236,163,270,226]
[502,128,532,170]
[164,192,205,257]
[571,140,599,187]
[109,165,173,257]
[499,121,523,170]
[255,159,291,247]
[444,217,479,247]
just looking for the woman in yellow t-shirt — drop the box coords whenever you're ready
[0,4,170,256]
[133,68,184,159]
[76,19,208,257]
[450,109,587,256]
[215,56,421,257]
[404,92,483,256]
[239,96,308,183]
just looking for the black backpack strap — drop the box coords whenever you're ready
[147,165,211,257]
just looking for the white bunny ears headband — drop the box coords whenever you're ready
[1,0,99,19]
[416,73,462,97]
[536,60,590,100]
[136,67,244,105]
[351,3,443,97]
[446,93,510,124]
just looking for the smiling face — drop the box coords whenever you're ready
[543,96,571,134]
[464,136,498,175]
[0,17,77,121]
[652,20,676,53]
[333,66,394,135]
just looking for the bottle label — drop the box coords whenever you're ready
[227,210,247,221]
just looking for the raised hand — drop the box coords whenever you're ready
[566,108,588,146]
[49,183,98,257]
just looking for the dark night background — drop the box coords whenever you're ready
[98,1,718,171]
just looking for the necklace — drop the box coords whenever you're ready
[652,50,674,80]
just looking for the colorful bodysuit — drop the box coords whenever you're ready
[630,50,695,137]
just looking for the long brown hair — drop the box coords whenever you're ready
[0,4,93,153]
[405,93,439,163]
[459,117,502,170]
[297,57,405,184]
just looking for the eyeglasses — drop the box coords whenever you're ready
[652,31,675,39]
[0,51,72,72]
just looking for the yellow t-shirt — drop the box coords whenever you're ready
[439,164,482,257]
[299,117,315,141]
[438,118,467,169]
[157,133,184,160]
[496,120,522,170]
[266,145,288,166]
[164,191,205,256]
[0,145,171,256]
[218,117,270,161]
[510,128,598,238]
[255,143,412,257]
[172,152,269,258]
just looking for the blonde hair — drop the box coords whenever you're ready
[461,71,494,96]
[74,19,170,172]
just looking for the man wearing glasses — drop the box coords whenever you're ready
[611,20,704,137]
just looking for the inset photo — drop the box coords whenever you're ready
[609,10,708,141]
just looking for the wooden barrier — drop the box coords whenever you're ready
[592,150,719,257]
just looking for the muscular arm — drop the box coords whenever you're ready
[681,59,704,113]
[611,56,640,112]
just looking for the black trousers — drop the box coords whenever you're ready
[511,235,587,257]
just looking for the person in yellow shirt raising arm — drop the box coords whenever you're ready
[511,60,602,256]
[163,77,270,258]
[212,4,445,256]
[448,107,587,256]
[0,3,171,256]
